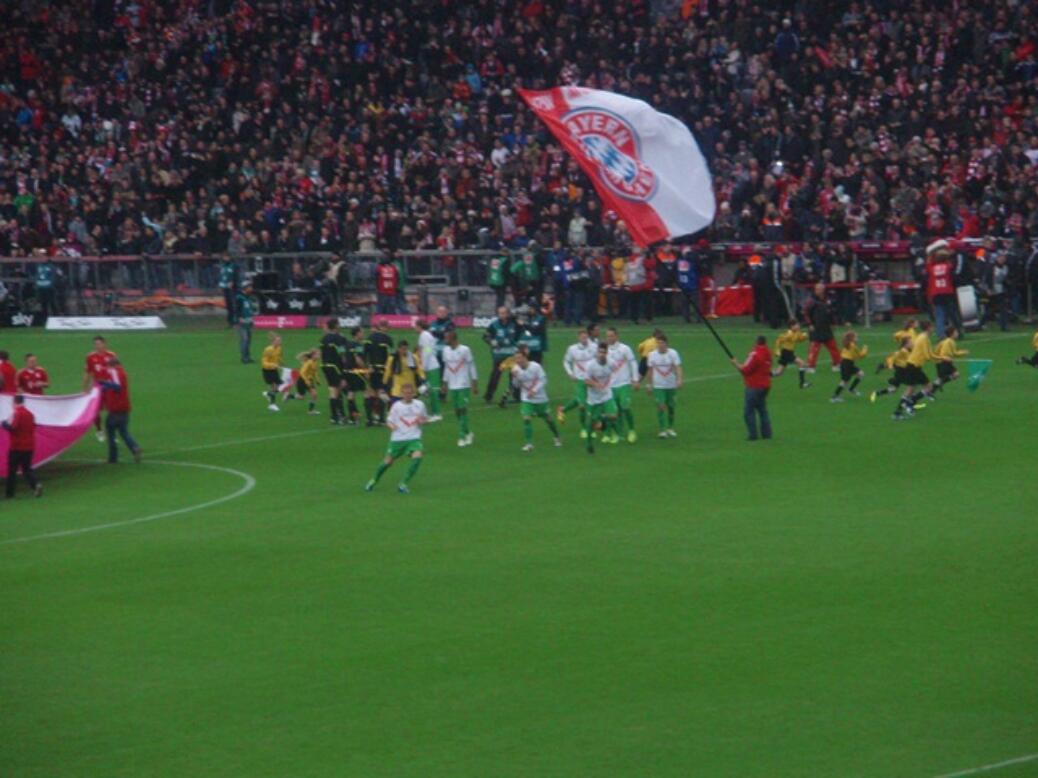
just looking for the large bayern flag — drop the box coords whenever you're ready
[0,389,102,476]
[519,86,715,247]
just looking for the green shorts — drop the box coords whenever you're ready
[449,388,470,410]
[612,384,633,410]
[653,388,677,405]
[425,368,441,389]
[572,381,587,404]
[385,439,423,459]
[521,401,549,418]
[588,398,618,421]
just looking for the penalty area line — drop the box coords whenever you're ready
[0,460,256,546]
[933,752,1038,778]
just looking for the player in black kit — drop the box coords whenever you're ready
[320,318,350,425]
[363,321,394,426]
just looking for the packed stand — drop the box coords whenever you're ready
[0,0,1037,317]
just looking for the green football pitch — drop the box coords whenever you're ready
[1,319,1036,777]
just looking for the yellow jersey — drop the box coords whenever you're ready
[840,343,868,361]
[775,329,807,355]
[383,353,425,397]
[637,337,657,359]
[299,358,319,387]
[610,257,626,286]
[886,347,911,369]
[907,332,940,367]
[261,345,282,370]
[893,326,917,344]
[934,338,967,360]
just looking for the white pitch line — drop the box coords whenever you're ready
[0,460,256,546]
[933,752,1038,778]
[148,426,333,456]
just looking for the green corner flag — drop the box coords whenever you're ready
[966,359,992,392]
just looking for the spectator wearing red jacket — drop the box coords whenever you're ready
[925,240,961,336]
[99,358,142,464]
[4,395,42,498]
[0,351,16,394]
[16,354,49,395]
[732,336,773,441]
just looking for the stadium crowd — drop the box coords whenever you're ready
[1,0,1037,261]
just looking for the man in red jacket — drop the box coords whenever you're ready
[925,240,961,337]
[4,395,42,498]
[99,357,142,464]
[731,335,773,441]
[0,350,16,394]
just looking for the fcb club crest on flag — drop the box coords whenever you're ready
[519,86,716,247]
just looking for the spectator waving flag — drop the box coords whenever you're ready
[519,86,715,247]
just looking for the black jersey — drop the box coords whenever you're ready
[364,331,394,369]
[344,338,365,370]
[320,332,349,367]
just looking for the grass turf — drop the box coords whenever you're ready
[1,318,1036,777]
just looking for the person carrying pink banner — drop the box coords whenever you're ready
[0,388,102,483]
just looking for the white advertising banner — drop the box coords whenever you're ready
[45,316,167,331]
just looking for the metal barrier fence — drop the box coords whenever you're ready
[0,242,1031,323]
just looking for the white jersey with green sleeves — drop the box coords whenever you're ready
[563,342,596,380]
[511,362,549,403]
[388,399,427,442]
[417,330,439,371]
[647,348,682,389]
[606,342,638,388]
[585,360,614,405]
[441,344,477,390]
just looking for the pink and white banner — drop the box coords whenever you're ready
[519,86,715,247]
[0,389,102,476]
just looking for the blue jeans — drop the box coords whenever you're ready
[106,412,140,463]
[376,295,397,314]
[743,387,772,440]
[238,323,253,362]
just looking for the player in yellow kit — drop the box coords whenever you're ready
[878,318,918,374]
[933,326,968,391]
[893,321,949,419]
[260,333,284,412]
[636,328,663,379]
[288,349,321,414]
[1016,331,1038,367]
[870,336,913,403]
[831,331,868,402]
[772,319,810,388]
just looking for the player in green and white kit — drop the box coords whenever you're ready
[605,327,639,443]
[415,320,442,420]
[556,329,596,438]
[584,343,620,453]
[441,330,478,447]
[511,345,562,451]
[364,382,428,493]
[644,334,683,438]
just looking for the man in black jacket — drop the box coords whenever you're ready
[805,283,840,371]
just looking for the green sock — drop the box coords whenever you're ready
[624,409,634,431]
[667,404,675,427]
[562,398,580,412]
[545,418,559,437]
[657,408,667,430]
[428,390,440,415]
[372,461,390,484]
[615,411,625,435]
[579,407,586,426]
[606,420,617,437]
[458,411,469,436]
[523,419,533,443]
[403,457,422,484]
